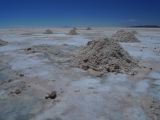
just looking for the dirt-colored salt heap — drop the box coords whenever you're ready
[75,38,138,73]
[44,29,53,34]
[68,28,77,35]
[112,30,139,42]
[0,39,8,46]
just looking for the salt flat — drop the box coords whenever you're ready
[0,28,160,120]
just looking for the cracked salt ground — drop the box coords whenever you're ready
[35,73,150,120]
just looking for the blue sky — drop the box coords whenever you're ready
[0,0,160,27]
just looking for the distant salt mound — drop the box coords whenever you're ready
[86,27,92,30]
[44,29,53,34]
[74,38,138,74]
[0,39,8,46]
[68,29,77,35]
[112,30,139,42]
[73,27,77,30]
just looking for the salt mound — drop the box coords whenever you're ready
[112,30,139,42]
[73,27,77,30]
[0,39,8,46]
[68,29,77,35]
[75,38,138,73]
[44,29,53,34]
[86,27,92,30]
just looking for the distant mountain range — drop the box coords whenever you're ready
[130,25,160,28]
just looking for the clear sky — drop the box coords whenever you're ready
[0,0,160,27]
